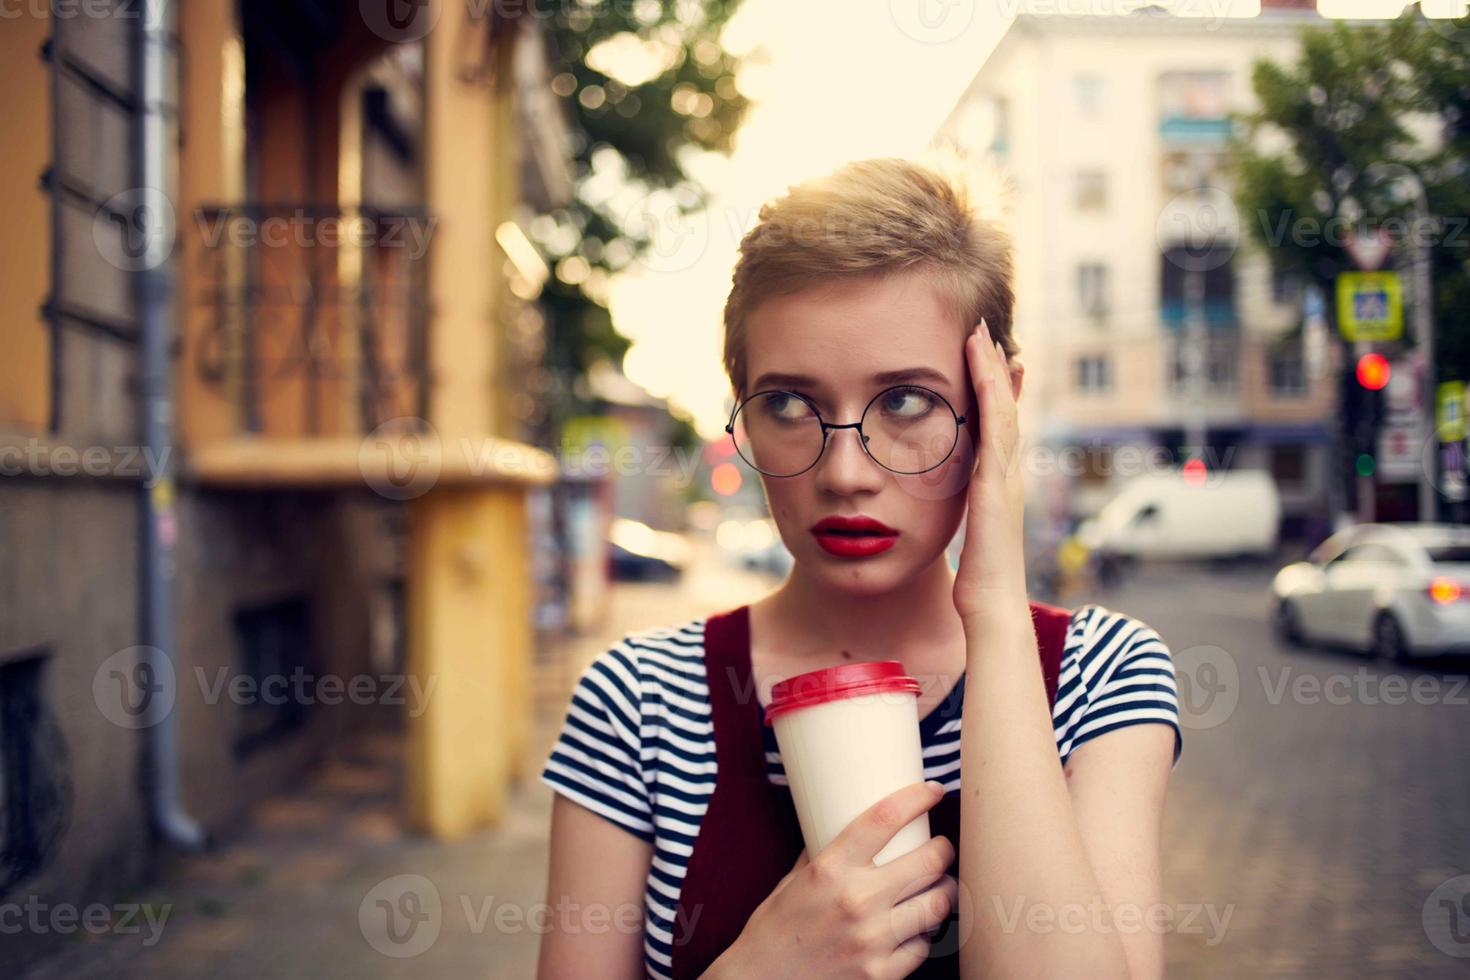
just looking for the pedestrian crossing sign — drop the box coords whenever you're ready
[1336,271,1403,341]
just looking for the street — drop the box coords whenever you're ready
[16,555,1470,978]
[1078,562,1470,977]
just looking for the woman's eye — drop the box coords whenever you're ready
[766,393,811,421]
[880,388,937,418]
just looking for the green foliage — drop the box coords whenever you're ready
[1232,6,1469,381]
[532,0,749,433]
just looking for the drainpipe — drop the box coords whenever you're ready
[137,0,207,851]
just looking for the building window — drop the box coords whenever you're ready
[1270,444,1308,490]
[1075,171,1107,211]
[1268,341,1308,397]
[1073,75,1106,116]
[1075,355,1111,393]
[232,597,314,759]
[1,650,69,895]
[1160,245,1235,327]
[1271,265,1304,304]
[1158,71,1232,143]
[1078,263,1109,316]
[1168,337,1239,394]
[1078,445,1112,486]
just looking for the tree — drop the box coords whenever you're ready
[530,1,750,441]
[1231,6,1470,517]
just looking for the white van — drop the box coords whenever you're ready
[1078,469,1281,560]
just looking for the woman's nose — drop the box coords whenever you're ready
[813,426,886,496]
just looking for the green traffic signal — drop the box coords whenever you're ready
[1355,453,1376,477]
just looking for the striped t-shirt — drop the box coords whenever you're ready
[539,603,1182,979]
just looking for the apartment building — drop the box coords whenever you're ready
[934,0,1352,538]
[0,2,568,970]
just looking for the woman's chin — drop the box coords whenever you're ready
[800,551,926,597]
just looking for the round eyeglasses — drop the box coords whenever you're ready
[725,384,968,478]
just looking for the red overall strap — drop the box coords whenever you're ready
[668,601,1072,979]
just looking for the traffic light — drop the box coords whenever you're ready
[1343,351,1386,461]
[1356,352,1390,390]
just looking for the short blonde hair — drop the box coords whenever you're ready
[722,157,1016,400]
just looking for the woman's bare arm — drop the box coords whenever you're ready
[537,795,653,980]
[953,321,1174,977]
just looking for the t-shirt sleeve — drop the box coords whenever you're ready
[539,642,654,842]
[1068,608,1183,767]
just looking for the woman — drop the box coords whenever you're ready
[538,159,1182,979]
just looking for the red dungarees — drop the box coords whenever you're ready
[668,601,1070,978]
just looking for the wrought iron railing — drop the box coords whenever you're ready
[191,204,432,436]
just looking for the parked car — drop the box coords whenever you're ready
[1271,523,1470,661]
[716,516,793,578]
[608,518,691,583]
[1079,469,1281,562]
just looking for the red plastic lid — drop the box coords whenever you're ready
[763,660,921,726]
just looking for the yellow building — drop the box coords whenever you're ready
[0,6,566,964]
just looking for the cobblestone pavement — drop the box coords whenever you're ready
[18,546,775,980]
[19,555,1470,978]
[1072,562,1470,978]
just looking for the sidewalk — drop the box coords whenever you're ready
[21,547,774,980]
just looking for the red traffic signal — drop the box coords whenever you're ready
[1355,353,1390,391]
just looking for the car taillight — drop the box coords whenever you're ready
[1428,577,1465,604]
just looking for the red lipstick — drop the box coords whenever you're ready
[809,515,899,558]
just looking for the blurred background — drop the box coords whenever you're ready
[1,0,1469,976]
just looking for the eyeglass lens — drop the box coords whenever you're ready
[730,386,959,476]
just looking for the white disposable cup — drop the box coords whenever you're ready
[767,661,930,866]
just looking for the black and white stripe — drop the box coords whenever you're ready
[540,604,1182,979]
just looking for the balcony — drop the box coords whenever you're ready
[184,203,553,490]
[190,203,431,439]
[1160,297,1238,330]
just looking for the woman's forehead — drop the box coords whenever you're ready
[743,272,966,388]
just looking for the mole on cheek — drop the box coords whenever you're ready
[840,649,852,659]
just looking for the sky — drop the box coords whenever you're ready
[602,0,1464,437]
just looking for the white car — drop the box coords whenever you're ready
[1271,523,1470,661]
